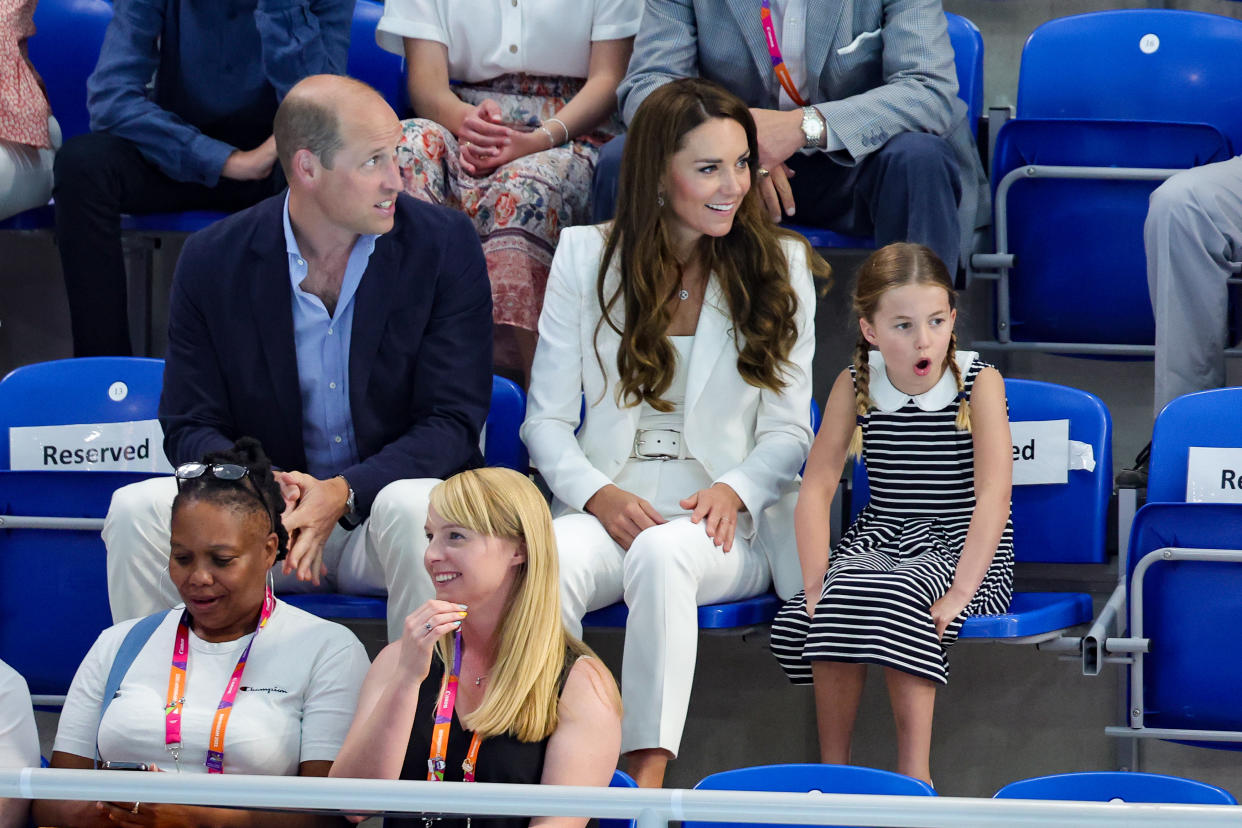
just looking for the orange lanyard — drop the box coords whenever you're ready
[760,0,809,107]
[427,631,483,782]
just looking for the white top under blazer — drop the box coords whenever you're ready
[521,224,817,598]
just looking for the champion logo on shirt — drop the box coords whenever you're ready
[239,686,288,694]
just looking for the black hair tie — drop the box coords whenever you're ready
[856,414,867,426]
[955,391,969,402]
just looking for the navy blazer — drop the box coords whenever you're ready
[159,192,493,515]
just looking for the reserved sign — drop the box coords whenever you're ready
[1186,446,1242,503]
[10,420,173,473]
[1010,419,1070,486]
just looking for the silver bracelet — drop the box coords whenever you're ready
[537,125,557,148]
[544,116,570,146]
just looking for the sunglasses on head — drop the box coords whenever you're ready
[175,462,274,531]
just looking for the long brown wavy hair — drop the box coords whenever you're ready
[596,78,831,411]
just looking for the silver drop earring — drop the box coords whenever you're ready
[657,193,665,208]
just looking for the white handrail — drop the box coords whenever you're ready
[2,769,1239,827]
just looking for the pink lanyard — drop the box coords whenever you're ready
[427,630,482,782]
[760,0,809,107]
[164,587,275,773]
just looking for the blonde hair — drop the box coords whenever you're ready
[427,468,618,741]
[847,243,969,460]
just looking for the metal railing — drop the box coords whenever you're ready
[3,769,1240,827]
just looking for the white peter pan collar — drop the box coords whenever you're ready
[865,350,979,413]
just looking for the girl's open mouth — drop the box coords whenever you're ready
[914,357,932,376]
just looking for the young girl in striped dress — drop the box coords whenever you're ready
[769,242,1014,786]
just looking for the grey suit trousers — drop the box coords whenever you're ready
[1145,155,1242,417]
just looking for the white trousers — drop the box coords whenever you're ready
[557,513,770,756]
[1145,155,1242,416]
[0,117,59,222]
[102,476,438,642]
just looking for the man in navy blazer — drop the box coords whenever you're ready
[102,75,493,642]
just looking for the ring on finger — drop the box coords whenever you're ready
[132,802,141,815]
[424,622,433,632]
[757,167,770,178]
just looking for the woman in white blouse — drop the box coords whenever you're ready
[521,79,828,787]
[34,439,369,828]
[376,0,639,383]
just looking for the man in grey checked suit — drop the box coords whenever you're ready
[595,0,988,276]
[1144,156,1242,417]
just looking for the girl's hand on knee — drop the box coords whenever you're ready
[681,483,743,553]
[929,589,972,639]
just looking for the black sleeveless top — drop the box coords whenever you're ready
[385,649,575,828]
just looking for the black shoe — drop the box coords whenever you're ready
[1116,440,1151,488]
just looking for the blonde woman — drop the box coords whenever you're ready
[331,468,621,828]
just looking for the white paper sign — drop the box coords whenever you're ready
[1010,419,1070,486]
[1186,446,1242,503]
[9,420,173,473]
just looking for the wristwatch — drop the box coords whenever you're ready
[337,475,361,530]
[801,106,827,149]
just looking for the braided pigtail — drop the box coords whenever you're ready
[947,331,971,433]
[847,334,872,460]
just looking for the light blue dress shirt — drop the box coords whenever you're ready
[283,193,379,480]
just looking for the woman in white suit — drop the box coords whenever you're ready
[522,78,828,787]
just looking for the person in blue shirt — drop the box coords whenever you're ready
[51,0,353,356]
[103,74,494,645]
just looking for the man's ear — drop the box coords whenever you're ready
[292,148,319,185]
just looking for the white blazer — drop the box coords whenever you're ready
[521,224,816,598]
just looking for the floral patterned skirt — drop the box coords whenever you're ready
[397,75,618,350]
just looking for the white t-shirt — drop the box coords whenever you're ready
[376,0,642,83]
[0,660,39,770]
[54,601,369,775]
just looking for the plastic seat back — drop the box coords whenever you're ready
[600,770,637,828]
[946,12,983,137]
[992,120,1230,346]
[1146,387,1242,504]
[485,376,528,472]
[688,764,934,828]
[854,378,1111,564]
[995,771,1236,804]
[349,0,405,114]
[29,0,113,141]
[1126,502,1242,743]
[0,357,166,469]
[0,469,160,694]
[1017,10,1242,144]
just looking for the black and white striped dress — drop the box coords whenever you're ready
[770,351,1014,686]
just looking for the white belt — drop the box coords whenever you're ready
[630,428,691,461]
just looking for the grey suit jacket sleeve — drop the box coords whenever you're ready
[618,0,697,126]
[812,0,959,166]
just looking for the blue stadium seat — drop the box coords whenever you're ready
[782,11,982,251]
[349,0,406,113]
[284,376,528,622]
[995,771,1236,805]
[851,378,1108,640]
[0,357,166,469]
[600,769,637,828]
[0,358,167,694]
[687,763,934,828]
[973,10,1242,355]
[1104,387,1242,750]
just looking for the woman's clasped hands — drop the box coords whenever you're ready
[458,99,547,176]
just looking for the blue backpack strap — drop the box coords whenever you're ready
[96,611,167,767]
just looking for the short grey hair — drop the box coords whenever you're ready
[274,94,344,174]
